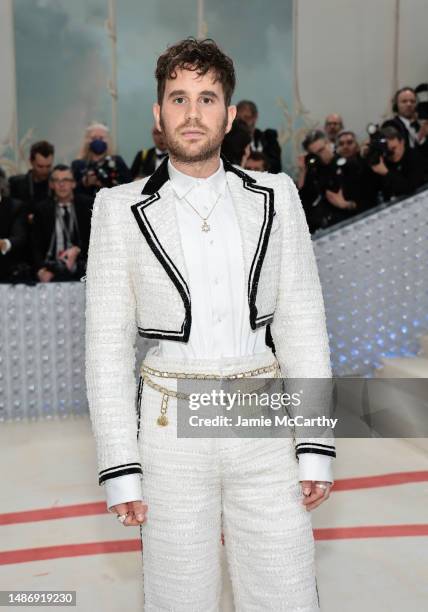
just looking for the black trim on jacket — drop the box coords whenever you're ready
[130,155,276,341]
[98,462,143,485]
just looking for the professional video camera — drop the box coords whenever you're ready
[365,123,391,166]
[82,155,120,188]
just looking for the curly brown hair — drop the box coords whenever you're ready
[155,37,236,107]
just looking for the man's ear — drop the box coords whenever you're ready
[153,103,161,132]
[225,105,237,135]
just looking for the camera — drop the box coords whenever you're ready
[82,155,120,188]
[365,123,390,166]
[305,152,346,193]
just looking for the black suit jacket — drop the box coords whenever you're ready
[31,194,92,275]
[130,147,160,179]
[0,197,28,282]
[8,171,50,213]
[253,128,282,173]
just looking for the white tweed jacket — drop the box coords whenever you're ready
[85,156,335,488]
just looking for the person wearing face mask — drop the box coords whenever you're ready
[71,122,131,199]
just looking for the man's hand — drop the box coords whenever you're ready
[371,157,389,176]
[417,120,428,141]
[326,188,356,210]
[300,480,331,511]
[60,246,81,271]
[37,267,54,283]
[109,500,148,526]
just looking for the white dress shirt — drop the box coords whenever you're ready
[104,159,333,511]
[154,147,168,169]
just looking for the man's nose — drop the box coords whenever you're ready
[185,99,201,120]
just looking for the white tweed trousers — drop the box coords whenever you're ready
[137,349,320,612]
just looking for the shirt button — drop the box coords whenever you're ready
[209,239,214,245]
[214,277,219,285]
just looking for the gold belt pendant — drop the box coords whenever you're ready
[140,361,280,427]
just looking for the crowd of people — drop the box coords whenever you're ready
[1,86,427,283]
[297,86,428,233]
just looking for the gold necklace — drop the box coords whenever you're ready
[183,191,222,232]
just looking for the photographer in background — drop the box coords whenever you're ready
[32,165,92,283]
[9,140,54,217]
[72,122,131,199]
[364,126,427,202]
[297,129,365,233]
[324,113,344,145]
[236,100,282,173]
[0,168,30,283]
[336,130,360,161]
[382,87,428,159]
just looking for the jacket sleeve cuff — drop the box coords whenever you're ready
[103,473,144,512]
[298,453,334,484]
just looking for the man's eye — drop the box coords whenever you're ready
[174,97,185,104]
[201,97,213,104]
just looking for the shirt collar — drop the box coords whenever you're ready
[168,158,227,200]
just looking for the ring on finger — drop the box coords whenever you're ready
[315,483,328,490]
[116,513,129,523]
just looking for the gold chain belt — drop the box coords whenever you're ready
[140,361,281,426]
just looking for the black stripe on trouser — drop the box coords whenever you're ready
[136,375,144,441]
[315,576,320,609]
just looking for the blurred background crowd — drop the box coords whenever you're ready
[1,85,428,285]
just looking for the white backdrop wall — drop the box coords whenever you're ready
[0,0,18,175]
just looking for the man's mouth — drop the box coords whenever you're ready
[181,130,206,139]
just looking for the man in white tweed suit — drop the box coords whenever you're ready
[85,37,336,611]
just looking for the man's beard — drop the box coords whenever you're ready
[159,114,228,164]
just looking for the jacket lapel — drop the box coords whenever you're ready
[223,158,275,329]
[130,158,192,341]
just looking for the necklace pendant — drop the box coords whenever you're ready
[201,220,210,232]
